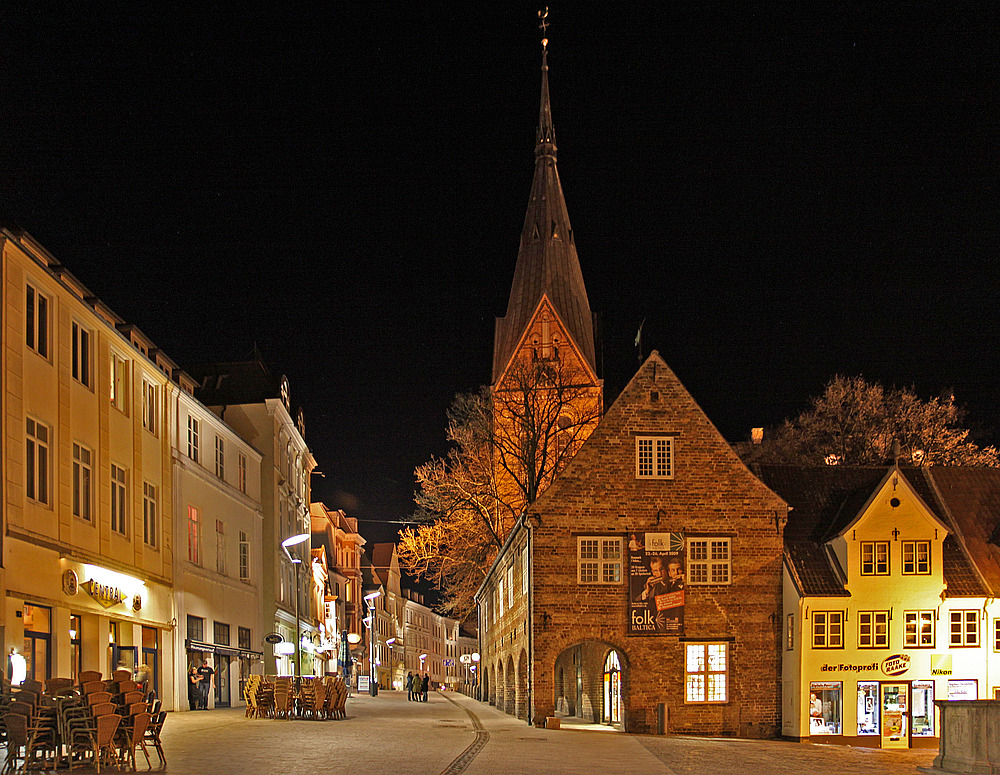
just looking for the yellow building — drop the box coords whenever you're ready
[2,228,178,705]
[757,464,1000,748]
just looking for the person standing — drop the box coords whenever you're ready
[197,658,215,710]
[406,671,414,701]
[187,667,201,711]
[421,672,429,702]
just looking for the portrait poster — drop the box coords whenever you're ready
[627,532,684,636]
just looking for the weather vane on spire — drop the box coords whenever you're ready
[539,7,549,50]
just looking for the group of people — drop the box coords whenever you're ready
[406,671,430,702]
[187,658,215,710]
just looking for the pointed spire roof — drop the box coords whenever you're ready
[492,39,597,384]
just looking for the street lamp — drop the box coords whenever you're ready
[281,532,310,678]
[471,652,480,700]
[363,590,381,696]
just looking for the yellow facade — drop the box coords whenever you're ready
[782,468,999,748]
[2,230,175,703]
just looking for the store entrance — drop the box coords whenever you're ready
[215,655,231,707]
[881,682,910,749]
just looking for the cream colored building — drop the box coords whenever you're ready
[757,464,1000,749]
[1,228,177,705]
[193,363,315,676]
[171,386,263,710]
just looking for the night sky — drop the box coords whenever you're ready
[4,5,998,543]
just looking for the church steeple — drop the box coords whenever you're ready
[492,25,598,384]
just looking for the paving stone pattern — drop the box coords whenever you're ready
[10,691,939,774]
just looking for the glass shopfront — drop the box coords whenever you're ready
[23,604,52,682]
[857,681,879,736]
[809,681,842,735]
[911,680,934,737]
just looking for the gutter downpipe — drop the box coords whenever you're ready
[526,512,534,726]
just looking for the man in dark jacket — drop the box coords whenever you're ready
[406,671,414,701]
[421,673,430,702]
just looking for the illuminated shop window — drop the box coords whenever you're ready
[809,681,842,735]
[857,681,879,736]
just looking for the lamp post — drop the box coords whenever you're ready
[471,652,480,701]
[363,590,381,696]
[281,533,311,678]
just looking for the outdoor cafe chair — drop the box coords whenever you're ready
[93,713,122,774]
[142,710,167,766]
[45,677,75,694]
[82,681,107,697]
[87,691,113,706]
[78,670,103,686]
[118,711,151,771]
[2,713,28,774]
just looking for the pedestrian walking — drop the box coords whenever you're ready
[406,671,414,701]
[421,672,430,702]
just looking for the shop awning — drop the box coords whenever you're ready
[185,639,262,660]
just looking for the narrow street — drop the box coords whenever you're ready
[38,690,939,774]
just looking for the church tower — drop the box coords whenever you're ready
[491,27,603,512]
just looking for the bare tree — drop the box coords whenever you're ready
[398,357,601,619]
[738,375,999,467]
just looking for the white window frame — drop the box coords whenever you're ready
[215,435,225,479]
[71,322,92,387]
[110,352,130,412]
[576,536,623,585]
[26,417,51,506]
[26,283,49,358]
[239,531,250,581]
[950,610,979,647]
[143,482,157,547]
[861,541,890,575]
[902,540,931,575]
[812,611,845,649]
[636,436,674,479]
[110,464,128,536]
[858,610,889,648]
[685,643,728,703]
[905,610,935,648]
[687,537,731,585]
[238,453,247,494]
[187,416,200,463]
[142,380,157,435]
[72,443,93,521]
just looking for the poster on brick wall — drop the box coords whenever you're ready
[627,532,684,636]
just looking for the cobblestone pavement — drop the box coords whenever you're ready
[6,691,941,774]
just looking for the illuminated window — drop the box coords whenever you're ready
[950,611,979,647]
[26,418,51,505]
[72,322,91,387]
[904,611,935,648]
[188,506,201,565]
[860,542,889,575]
[812,611,844,649]
[72,443,92,521]
[685,643,727,703]
[786,614,794,650]
[26,283,49,358]
[143,482,157,547]
[110,464,128,536]
[636,436,673,479]
[858,611,889,648]
[687,537,731,585]
[902,541,930,575]
[577,536,622,584]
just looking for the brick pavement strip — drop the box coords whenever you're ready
[9,692,942,774]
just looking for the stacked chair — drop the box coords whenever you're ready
[271,677,293,719]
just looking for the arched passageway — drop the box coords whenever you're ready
[552,641,628,728]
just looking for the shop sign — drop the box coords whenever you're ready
[881,654,911,677]
[931,654,952,676]
[81,579,128,609]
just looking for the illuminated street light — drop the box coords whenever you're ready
[281,533,310,678]
[364,590,382,696]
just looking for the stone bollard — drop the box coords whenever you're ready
[931,699,1000,774]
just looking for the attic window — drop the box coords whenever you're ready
[551,220,560,239]
[650,390,660,402]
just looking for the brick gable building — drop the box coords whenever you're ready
[479,352,788,735]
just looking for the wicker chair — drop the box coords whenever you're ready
[118,711,151,771]
[143,710,167,766]
[1,713,27,774]
[94,713,122,774]
[78,670,103,686]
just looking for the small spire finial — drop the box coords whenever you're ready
[539,7,549,50]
